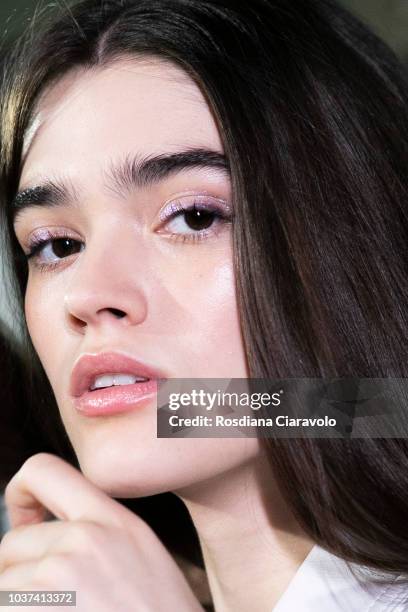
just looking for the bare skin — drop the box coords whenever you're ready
[6,57,313,611]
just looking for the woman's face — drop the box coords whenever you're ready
[13,57,260,497]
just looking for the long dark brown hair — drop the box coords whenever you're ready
[1,0,408,589]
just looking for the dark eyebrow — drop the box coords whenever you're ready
[11,148,230,225]
[12,179,79,225]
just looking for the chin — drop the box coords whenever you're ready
[73,445,192,499]
[78,461,170,498]
[74,452,162,499]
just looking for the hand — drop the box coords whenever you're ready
[0,453,205,611]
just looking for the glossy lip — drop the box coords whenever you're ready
[70,351,167,417]
[70,351,167,398]
[73,380,160,417]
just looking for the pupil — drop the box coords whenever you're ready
[53,238,78,258]
[185,209,214,231]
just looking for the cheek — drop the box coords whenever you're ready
[24,278,62,377]
[202,260,242,340]
[168,249,248,377]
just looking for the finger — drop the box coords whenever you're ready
[0,559,39,589]
[5,453,131,530]
[0,520,65,572]
[0,519,109,573]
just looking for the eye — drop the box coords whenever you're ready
[158,196,232,243]
[25,230,84,272]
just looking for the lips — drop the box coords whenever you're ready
[70,351,168,399]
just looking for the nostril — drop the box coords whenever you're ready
[108,308,126,319]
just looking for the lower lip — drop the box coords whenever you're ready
[73,380,158,417]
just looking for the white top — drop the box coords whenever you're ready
[273,544,407,611]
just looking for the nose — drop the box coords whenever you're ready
[63,230,148,333]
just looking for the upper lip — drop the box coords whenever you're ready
[70,351,168,398]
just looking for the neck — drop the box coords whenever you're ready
[175,450,314,612]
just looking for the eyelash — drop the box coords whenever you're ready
[24,201,232,273]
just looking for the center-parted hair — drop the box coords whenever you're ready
[1,0,408,588]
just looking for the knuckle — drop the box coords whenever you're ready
[4,476,17,501]
[0,530,14,551]
[5,453,56,494]
[128,512,155,538]
[23,453,57,475]
[0,526,24,554]
[67,521,107,551]
[35,553,75,586]
[117,506,147,532]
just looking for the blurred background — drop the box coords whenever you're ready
[341,0,408,63]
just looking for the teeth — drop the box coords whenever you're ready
[90,373,148,391]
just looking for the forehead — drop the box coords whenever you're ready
[20,57,223,188]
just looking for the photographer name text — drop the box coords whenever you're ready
[168,415,337,428]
